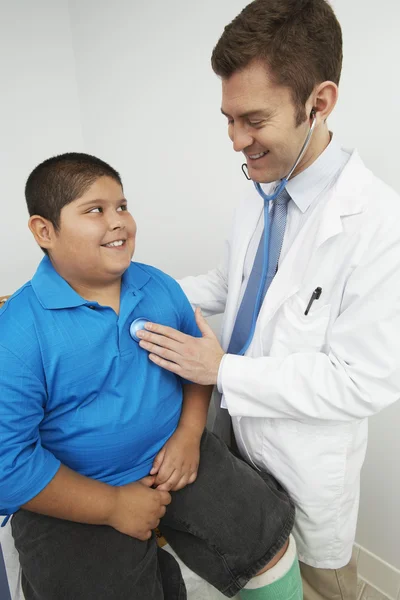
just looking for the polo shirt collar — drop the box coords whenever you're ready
[31,256,150,310]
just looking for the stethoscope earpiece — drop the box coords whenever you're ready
[241,163,251,181]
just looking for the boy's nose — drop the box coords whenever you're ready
[108,215,123,230]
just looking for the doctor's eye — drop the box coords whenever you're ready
[248,120,265,128]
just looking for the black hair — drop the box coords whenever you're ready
[25,152,122,232]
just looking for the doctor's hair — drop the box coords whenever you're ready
[211,0,342,126]
[25,153,122,253]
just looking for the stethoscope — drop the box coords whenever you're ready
[130,317,150,341]
[129,111,317,351]
[236,109,317,356]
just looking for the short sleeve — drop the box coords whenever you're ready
[0,345,60,515]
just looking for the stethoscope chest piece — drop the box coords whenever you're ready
[129,317,150,342]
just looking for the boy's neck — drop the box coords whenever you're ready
[69,277,122,315]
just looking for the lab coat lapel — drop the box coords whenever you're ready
[256,151,367,332]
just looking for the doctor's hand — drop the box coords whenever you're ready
[150,426,201,492]
[137,308,224,385]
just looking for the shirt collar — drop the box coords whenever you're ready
[285,135,347,214]
[31,256,150,310]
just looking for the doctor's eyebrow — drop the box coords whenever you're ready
[220,108,273,120]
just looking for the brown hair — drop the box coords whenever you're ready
[211,0,343,125]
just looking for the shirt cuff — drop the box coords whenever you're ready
[217,354,228,394]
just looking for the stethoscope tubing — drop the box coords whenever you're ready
[236,114,317,355]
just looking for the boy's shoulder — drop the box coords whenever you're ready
[130,262,183,297]
[0,281,36,320]
[131,261,174,281]
[0,281,41,355]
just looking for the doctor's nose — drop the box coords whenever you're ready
[231,126,254,153]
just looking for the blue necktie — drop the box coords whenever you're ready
[228,188,290,355]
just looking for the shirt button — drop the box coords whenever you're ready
[88,305,96,310]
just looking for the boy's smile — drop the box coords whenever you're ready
[102,239,127,248]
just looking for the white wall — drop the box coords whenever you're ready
[0,0,84,292]
[68,0,249,278]
[1,0,399,572]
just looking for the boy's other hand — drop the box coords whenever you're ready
[151,427,201,492]
[108,476,171,540]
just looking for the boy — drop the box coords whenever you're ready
[0,153,300,599]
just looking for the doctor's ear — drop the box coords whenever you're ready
[309,81,338,123]
[28,215,56,251]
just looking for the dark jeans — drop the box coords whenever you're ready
[12,430,295,599]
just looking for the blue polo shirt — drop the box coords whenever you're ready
[0,257,200,516]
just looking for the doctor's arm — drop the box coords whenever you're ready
[178,239,230,317]
[220,230,400,422]
[141,223,400,422]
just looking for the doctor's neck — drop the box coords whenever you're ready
[290,122,332,180]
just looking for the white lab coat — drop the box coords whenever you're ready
[180,150,400,569]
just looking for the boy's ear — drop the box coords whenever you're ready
[28,215,56,251]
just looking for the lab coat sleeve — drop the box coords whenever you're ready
[220,222,400,422]
[0,345,61,514]
[178,239,229,317]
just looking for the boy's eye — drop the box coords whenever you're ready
[88,207,103,213]
[117,204,128,212]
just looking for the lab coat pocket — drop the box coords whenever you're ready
[271,293,331,356]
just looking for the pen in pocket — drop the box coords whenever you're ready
[304,287,322,315]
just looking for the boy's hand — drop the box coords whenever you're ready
[107,476,171,541]
[151,427,201,492]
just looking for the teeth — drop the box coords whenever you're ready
[249,152,267,159]
[105,240,124,247]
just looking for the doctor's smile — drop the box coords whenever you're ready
[246,151,269,161]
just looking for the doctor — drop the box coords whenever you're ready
[136,0,400,598]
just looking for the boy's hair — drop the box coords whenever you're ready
[25,152,122,234]
[211,0,343,126]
